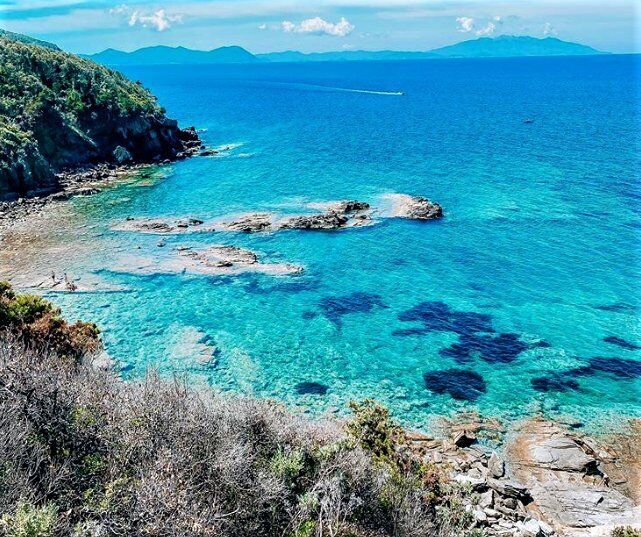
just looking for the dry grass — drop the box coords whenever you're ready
[0,284,475,536]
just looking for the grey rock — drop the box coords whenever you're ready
[454,474,487,491]
[112,145,133,164]
[516,519,543,536]
[479,489,494,508]
[489,451,506,478]
[473,509,488,524]
[529,436,598,474]
[530,481,636,528]
[328,200,371,214]
[223,213,273,233]
[453,430,477,447]
[488,478,531,502]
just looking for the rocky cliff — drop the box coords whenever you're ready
[0,32,200,199]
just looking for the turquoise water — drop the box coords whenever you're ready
[34,55,641,430]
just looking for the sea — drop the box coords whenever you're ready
[11,55,641,431]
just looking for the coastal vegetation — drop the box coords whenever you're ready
[0,32,198,198]
[0,284,476,536]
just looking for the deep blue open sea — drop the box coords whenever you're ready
[36,55,641,430]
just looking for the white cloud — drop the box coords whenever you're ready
[280,17,355,37]
[456,16,475,33]
[258,23,267,30]
[109,5,183,32]
[108,4,129,16]
[129,9,182,31]
[475,22,496,36]
[456,16,498,36]
[543,22,558,36]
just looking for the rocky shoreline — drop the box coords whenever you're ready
[406,414,640,536]
[0,138,210,238]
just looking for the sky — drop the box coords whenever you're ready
[0,0,639,54]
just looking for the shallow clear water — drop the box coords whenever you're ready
[12,56,641,430]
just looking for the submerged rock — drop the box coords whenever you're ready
[112,245,303,277]
[115,217,206,234]
[317,292,386,326]
[423,368,487,402]
[181,246,260,270]
[603,335,641,351]
[295,381,329,395]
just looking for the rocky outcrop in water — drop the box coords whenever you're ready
[385,194,443,220]
[221,213,274,233]
[112,245,303,277]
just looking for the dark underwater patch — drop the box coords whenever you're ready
[295,382,329,395]
[391,327,430,337]
[439,332,531,364]
[243,276,319,296]
[593,302,638,313]
[603,336,641,351]
[585,357,641,379]
[302,311,319,320]
[398,301,494,336]
[531,356,641,393]
[423,369,487,402]
[318,292,387,326]
[531,375,580,393]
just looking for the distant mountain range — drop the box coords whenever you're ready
[87,45,259,66]
[85,35,604,66]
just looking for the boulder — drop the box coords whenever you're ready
[453,430,477,448]
[488,478,532,502]
[530,481,636,528]
[529,436,598,474]
[112,145,132,164]
[488,452,506,478]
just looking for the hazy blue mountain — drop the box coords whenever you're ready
[0,29,60,50]
[88,35,605,66]
[258,50,438,62]
[430,35,603,58]
[88,45,258,66]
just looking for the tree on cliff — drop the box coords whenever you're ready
[0,32,198,198]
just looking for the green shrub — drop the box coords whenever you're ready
[0,501,57,537]
[0,282,100,359]
[346,399,405,462]
[270,449,305,484]
[612,527,641,537]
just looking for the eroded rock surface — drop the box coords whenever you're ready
[506,418,640,535]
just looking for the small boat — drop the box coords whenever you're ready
[523,118,534,124]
